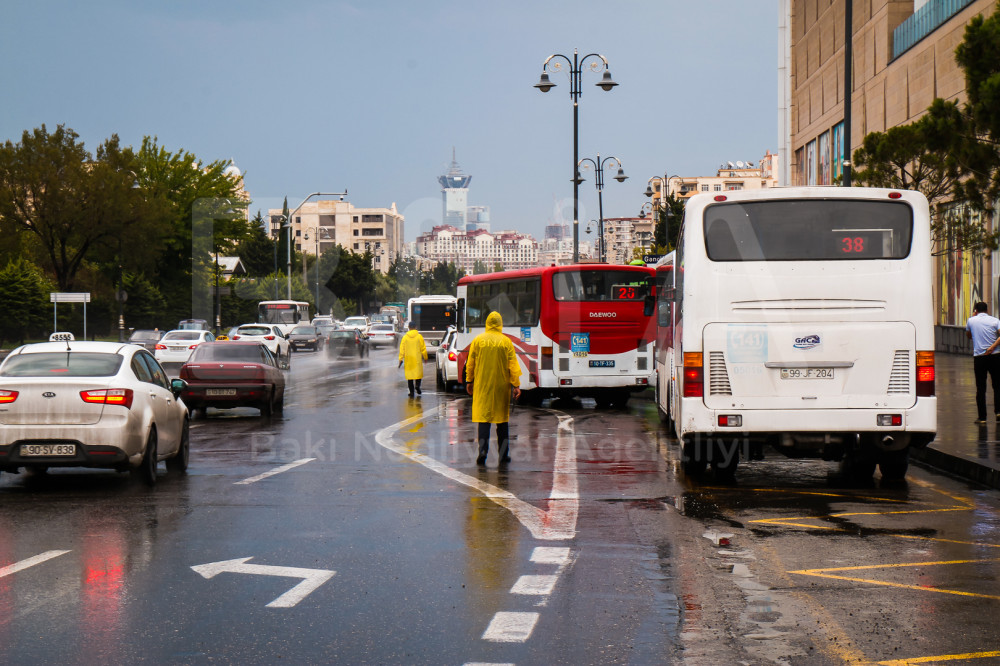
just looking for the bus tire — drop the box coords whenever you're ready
[681,437,708,476]
[611,390,630,409]
[843,450,876,482]
[878,448,909,480]
[711,439,740,481]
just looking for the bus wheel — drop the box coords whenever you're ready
[681,437,708,476]
[611,390,630,409]
[711,440,739,481]
[843,451,876,483]
[878,448,909,481]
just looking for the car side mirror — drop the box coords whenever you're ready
[171,378,187,399]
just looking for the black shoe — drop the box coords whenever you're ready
[499,456,511,465]
[408,392,415,398]
[416,388,422,395]
[476,455,486,465]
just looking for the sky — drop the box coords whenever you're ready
[0,0,779,243]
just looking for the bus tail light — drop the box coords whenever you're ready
[916,351,935,396]
[877,414,902,426]
[264,335,275,341]
[232,335,241,340]
[683,352,703,397]
[447,351,457,362]
[718,415,742,427]
[560,379,573,386]
[541,346,553,370]
[636,377,648,385]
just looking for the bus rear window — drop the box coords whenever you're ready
[703,199,913,261]
[552,270,650,302]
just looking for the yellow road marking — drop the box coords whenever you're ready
[790,558,1000,600]
[889,534,1000,549]
[877,650,1000,664]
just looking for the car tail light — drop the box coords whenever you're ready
[0,390,18,404]
[189,343,200,349]
[448,351,457,361]
[264,335,275,340]
[80,388,134,409]
[155,343,167,350]
[683,352,703,398]
[916,350,934,396]
[232,335,241,340]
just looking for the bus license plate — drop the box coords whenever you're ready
[780,368,834,379]
[206,388,237,396]
[21,443,76,457]
[589,360,615,368]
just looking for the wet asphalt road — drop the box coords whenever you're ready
[1,348,999,665]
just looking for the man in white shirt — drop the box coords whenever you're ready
[966,301,1000,423]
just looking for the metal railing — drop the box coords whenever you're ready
[892,0,974,60]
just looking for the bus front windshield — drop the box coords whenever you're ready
[552,270,650,302]
[703,199,913,261]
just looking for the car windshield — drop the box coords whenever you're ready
[129,331,161,341]
[163,331,203,341]
[190,345,262,362]
[237,326,271,336]
[290,326,317,335]
[1,352,124,377]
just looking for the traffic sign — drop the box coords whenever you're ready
[642,254,663,265]
[50,292,91,303]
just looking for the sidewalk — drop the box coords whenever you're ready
[910,353,1000,489]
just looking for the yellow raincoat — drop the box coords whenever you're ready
[398,329,427,380]
[466,312,522,423]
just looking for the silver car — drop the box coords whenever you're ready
[154,329,215,366]
[0,341,190,485]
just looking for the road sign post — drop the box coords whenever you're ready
[50,292,91,340]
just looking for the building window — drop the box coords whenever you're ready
[806,140,817,186]
[353,229,359,236]
[362,214,383,223]
[726,183,743,191]
[296,230,302,237]
[713,184,722,192]
[701,184,709,192]
[295,217,300,224]
[362,228,383,237]
[353,216,358,223]
[818,130,831,185]
[353,243,359,250]
[832,122,844,182]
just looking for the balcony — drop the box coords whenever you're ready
[892,0,975,60]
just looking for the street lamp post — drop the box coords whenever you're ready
[535,49,619,264]
[578,154,627,262]
[644,174,679,249]
[286,191,347,299]
[303,227,327,312]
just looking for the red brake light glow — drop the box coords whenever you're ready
[264,336,275,340]
[189,343,200,349]
[448,351,457,361]
[155,343,167,350]
[888,192,902,199]
[232,335,241,340]
[0,390,18,404]
[80,389,134,409]
[916,350,935,396]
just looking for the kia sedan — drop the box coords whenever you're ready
[155,329,215,366]
[179,342,285,417]
[0,341,189,485]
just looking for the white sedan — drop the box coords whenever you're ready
[154,329,215,365]
[231,324,291,368]
[435,327,462,392]
[0,341,189,485]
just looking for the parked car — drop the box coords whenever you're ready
[287,325,325,352]
[326,328,370,358]
[0,341,189,485]
[154,329,215,366]
[367,323,398,348]
[178,342,285,417]
[128,329,165,352]
[231,324,291,368]
[342,316,371,333]
[436,327,462,392]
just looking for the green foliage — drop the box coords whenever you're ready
[472,260,490,274]
[427,261,465,295]
[120,272,166,331]
[235,212,276,277]
[653,195,685,250]
[0,258,51,346]
[388,255,420,303]
[322,245,377,315]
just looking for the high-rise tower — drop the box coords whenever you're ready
[438,148,471,230]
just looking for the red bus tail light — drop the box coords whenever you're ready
[80,389,134,409]
[683,352,703,398]
[916,350,934,396]
[0,390,18,404]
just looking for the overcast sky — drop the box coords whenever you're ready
[1,0,778,242]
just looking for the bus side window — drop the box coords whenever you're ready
[456,298,465,333]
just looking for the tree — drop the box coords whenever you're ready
[472,259,490,274]
[322,245,377,315]
[0,257,51,346]
[236,212,277,277]
[388,255,420,302]
[429,261,465,294]
[653,194,685,250]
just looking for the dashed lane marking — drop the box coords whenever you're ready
[233,458,316,485]
[530,547,572,565]
[481,612,539,643]
[510,574,559,596]
[0,550,71,578]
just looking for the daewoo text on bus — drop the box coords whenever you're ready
[655,187,936,480]
[455,264,655,407]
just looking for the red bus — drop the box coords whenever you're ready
[454,264,655,407]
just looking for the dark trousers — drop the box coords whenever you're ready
[477,421,510,461]
[973,353,1000,419]
[407,379,422,396]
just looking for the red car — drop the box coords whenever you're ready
[179,342,286,417]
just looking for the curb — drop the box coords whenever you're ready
[910,445,1000,490]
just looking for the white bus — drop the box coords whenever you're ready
[656,187,936,480]
[257,300,310,335]
[407,295,457,350]
[455,264,656,407]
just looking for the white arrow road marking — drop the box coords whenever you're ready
[191,557,336,608]
[375,406,579,540]
[0,550,70,578]
[234,458,316,485]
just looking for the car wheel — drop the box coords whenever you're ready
[260,388,274,417]
[436,367,445,389]
[133,429,158,486]
[166,419,190,473]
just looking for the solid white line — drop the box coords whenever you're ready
[374,408,577,540]
[0,550,71,578]
[482,612,539,642]
[510,574,559,596]
[530,546,572,566]
[234,458,316,485]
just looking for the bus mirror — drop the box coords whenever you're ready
[456,298,465,333]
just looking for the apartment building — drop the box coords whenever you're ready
[415,225,539,273]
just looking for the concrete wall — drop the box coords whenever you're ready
[936,324,971,355]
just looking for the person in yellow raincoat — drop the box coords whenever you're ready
[398,321,428,397]
[465,311,521,465]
